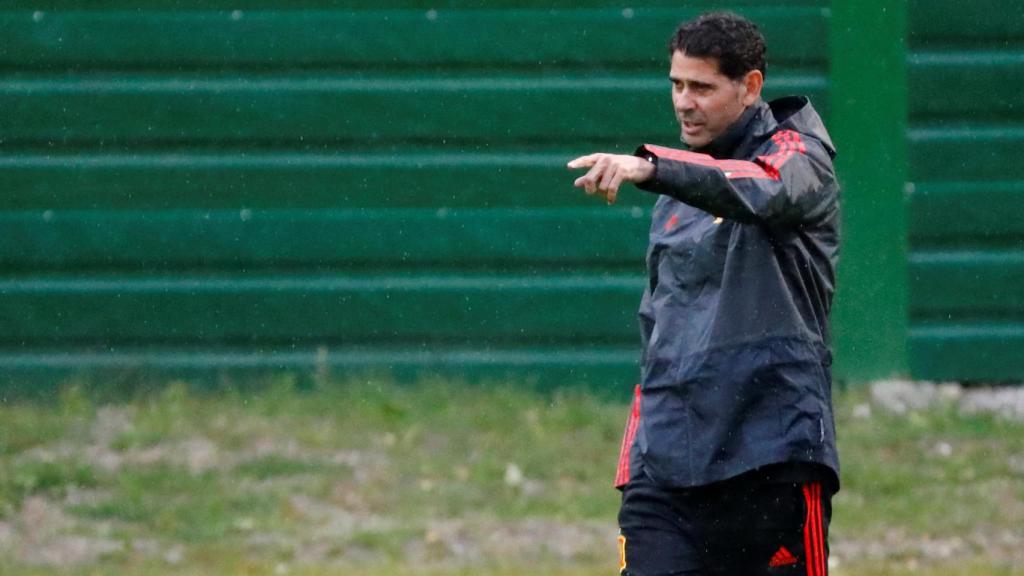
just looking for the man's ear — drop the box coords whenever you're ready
[741,70,764,106]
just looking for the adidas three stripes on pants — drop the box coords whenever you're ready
[617,467,832,576]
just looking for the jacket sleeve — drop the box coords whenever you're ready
[634,130,838,225]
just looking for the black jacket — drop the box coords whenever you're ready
[619,96,840,490]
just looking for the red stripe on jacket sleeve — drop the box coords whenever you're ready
[641,130,807,182]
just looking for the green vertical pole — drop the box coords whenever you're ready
[829,0,909,383]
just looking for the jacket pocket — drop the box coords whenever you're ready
[766,359,827,447]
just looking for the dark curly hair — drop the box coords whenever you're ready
[668,12,766,80]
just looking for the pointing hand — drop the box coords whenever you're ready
[567,153,654,204]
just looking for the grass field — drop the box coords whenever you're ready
[1,375,1022,575]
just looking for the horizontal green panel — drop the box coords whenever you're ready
[908,181,1024,244]
[910,324,1024,382]
[0,208,650,270]
[0,73,826,145]
[0,8,828,70]
[908,51,1024,121]
[0,151,659,209]
[3,2,829,12]
[0,274,643,345]
[909,0,1024,46]
[0,346,641,394]
[909,251,1024,317]
[908,125,1024,181]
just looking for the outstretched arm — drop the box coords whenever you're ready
[567,153,655,205]
[634,133,837,225]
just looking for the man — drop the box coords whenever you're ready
[568,12,839,576]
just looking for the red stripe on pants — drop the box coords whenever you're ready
[803,483,826,576]
[614,385,641,488]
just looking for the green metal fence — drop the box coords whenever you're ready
[1,1,1018,386]
[905,0,1024,381]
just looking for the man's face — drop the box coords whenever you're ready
[669,50,759,148]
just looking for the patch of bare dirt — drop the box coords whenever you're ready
[1,496,123,568]
[403,517,615,567]
[870,380,1024,422]
[832,528,1024,572]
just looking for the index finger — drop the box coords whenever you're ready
[567,154,600,170]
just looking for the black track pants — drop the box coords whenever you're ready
[617,471,831,576]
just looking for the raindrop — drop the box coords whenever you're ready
[622,8,635,19]
[231,10,243,21]
[426,9,438,21]
[32,11,44,22]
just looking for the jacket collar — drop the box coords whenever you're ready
[690,100,774,160]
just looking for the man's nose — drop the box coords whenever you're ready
[675,90,695,111]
